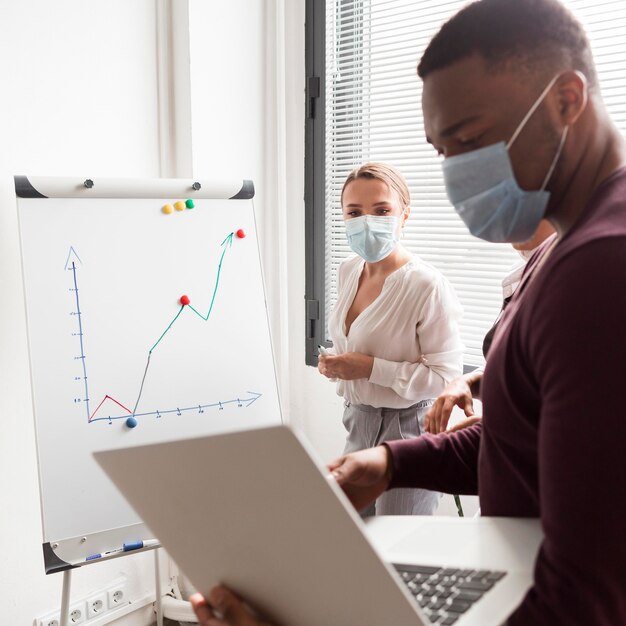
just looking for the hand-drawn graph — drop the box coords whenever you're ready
[66,232,263,426]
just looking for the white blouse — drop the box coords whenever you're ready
[327,254,464,409]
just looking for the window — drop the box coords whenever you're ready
[305,0,626,366]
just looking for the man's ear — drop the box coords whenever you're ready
[555,70,588,126]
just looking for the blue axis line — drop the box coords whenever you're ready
[89,392,262,423]
[70,261,91,419]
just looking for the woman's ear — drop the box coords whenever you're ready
[555,70,588,126]
[402,206,411,228]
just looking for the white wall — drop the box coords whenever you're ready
[0,2,162,624]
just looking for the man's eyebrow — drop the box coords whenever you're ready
[426,115,482,143]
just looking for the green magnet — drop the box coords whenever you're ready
[186,199,195,209]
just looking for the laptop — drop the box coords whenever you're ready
[94,425,542,626]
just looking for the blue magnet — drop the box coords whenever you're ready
[126,416,138,428]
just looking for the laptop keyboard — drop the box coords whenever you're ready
[393,563,507,624]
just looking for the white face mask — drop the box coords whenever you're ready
[442,75,568,243]
[344,215,399,262]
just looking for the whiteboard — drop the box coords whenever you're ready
[16,177,282,572]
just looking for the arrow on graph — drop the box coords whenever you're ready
[244,391,262,407]
[64,246,82,270]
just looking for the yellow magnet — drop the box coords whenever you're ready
[162,204,174,214]
[174,201,186,211]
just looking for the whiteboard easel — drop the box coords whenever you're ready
[16,176,282,625]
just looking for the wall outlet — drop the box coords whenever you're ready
[107,578,129,610]
[86,592,107,619]
[68,601,87,624]
[36,576,129,625]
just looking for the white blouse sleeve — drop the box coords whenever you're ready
[368,277,464,401]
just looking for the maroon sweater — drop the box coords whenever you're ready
[387,168,626,625]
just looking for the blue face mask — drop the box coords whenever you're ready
[442,76,568,243]
[344,215,400,262]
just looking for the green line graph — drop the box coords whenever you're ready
[148,232,234,352]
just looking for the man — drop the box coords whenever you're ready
[192,0,626,623]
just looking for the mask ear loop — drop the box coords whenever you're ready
[401,207,409,232]
[540,125,569,191]
[507,75,560,150]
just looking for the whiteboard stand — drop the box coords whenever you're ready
[16,175,281,626]
[60,570,72,626]
[155,548,164,626]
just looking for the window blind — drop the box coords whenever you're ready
[323,0,626,366]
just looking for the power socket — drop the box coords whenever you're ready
[86,592,107,619]
[36,576,129,625]
[107,578,129,609]
[68,602,87,624]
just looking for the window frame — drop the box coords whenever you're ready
[304,0,327,366]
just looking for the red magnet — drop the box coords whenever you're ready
[180,295,191,305]
[236,229,246,239]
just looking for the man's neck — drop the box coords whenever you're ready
[549,102,626,237]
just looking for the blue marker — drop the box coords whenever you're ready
[123,539,159,551]
[85,539,159,562]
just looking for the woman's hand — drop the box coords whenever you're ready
[446,416,482,433]
[327,446,392,512]
[190,587,275,626]
[424,372,481,434]
[318,352,374,380]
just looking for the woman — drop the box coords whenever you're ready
[318,162,463,515]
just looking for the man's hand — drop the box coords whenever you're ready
[424,372,482,434]
[317,352,374,380]
[327,446,392,512]
[190,587,275,626]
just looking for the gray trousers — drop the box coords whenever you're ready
[342,400,441,517]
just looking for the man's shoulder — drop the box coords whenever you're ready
[567,166,626,246]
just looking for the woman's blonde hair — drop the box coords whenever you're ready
[341,162,410,209]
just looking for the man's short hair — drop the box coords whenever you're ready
[418,0,597,88]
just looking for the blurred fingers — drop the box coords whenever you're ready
[209,587,259,626]
[190,593,217,626]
